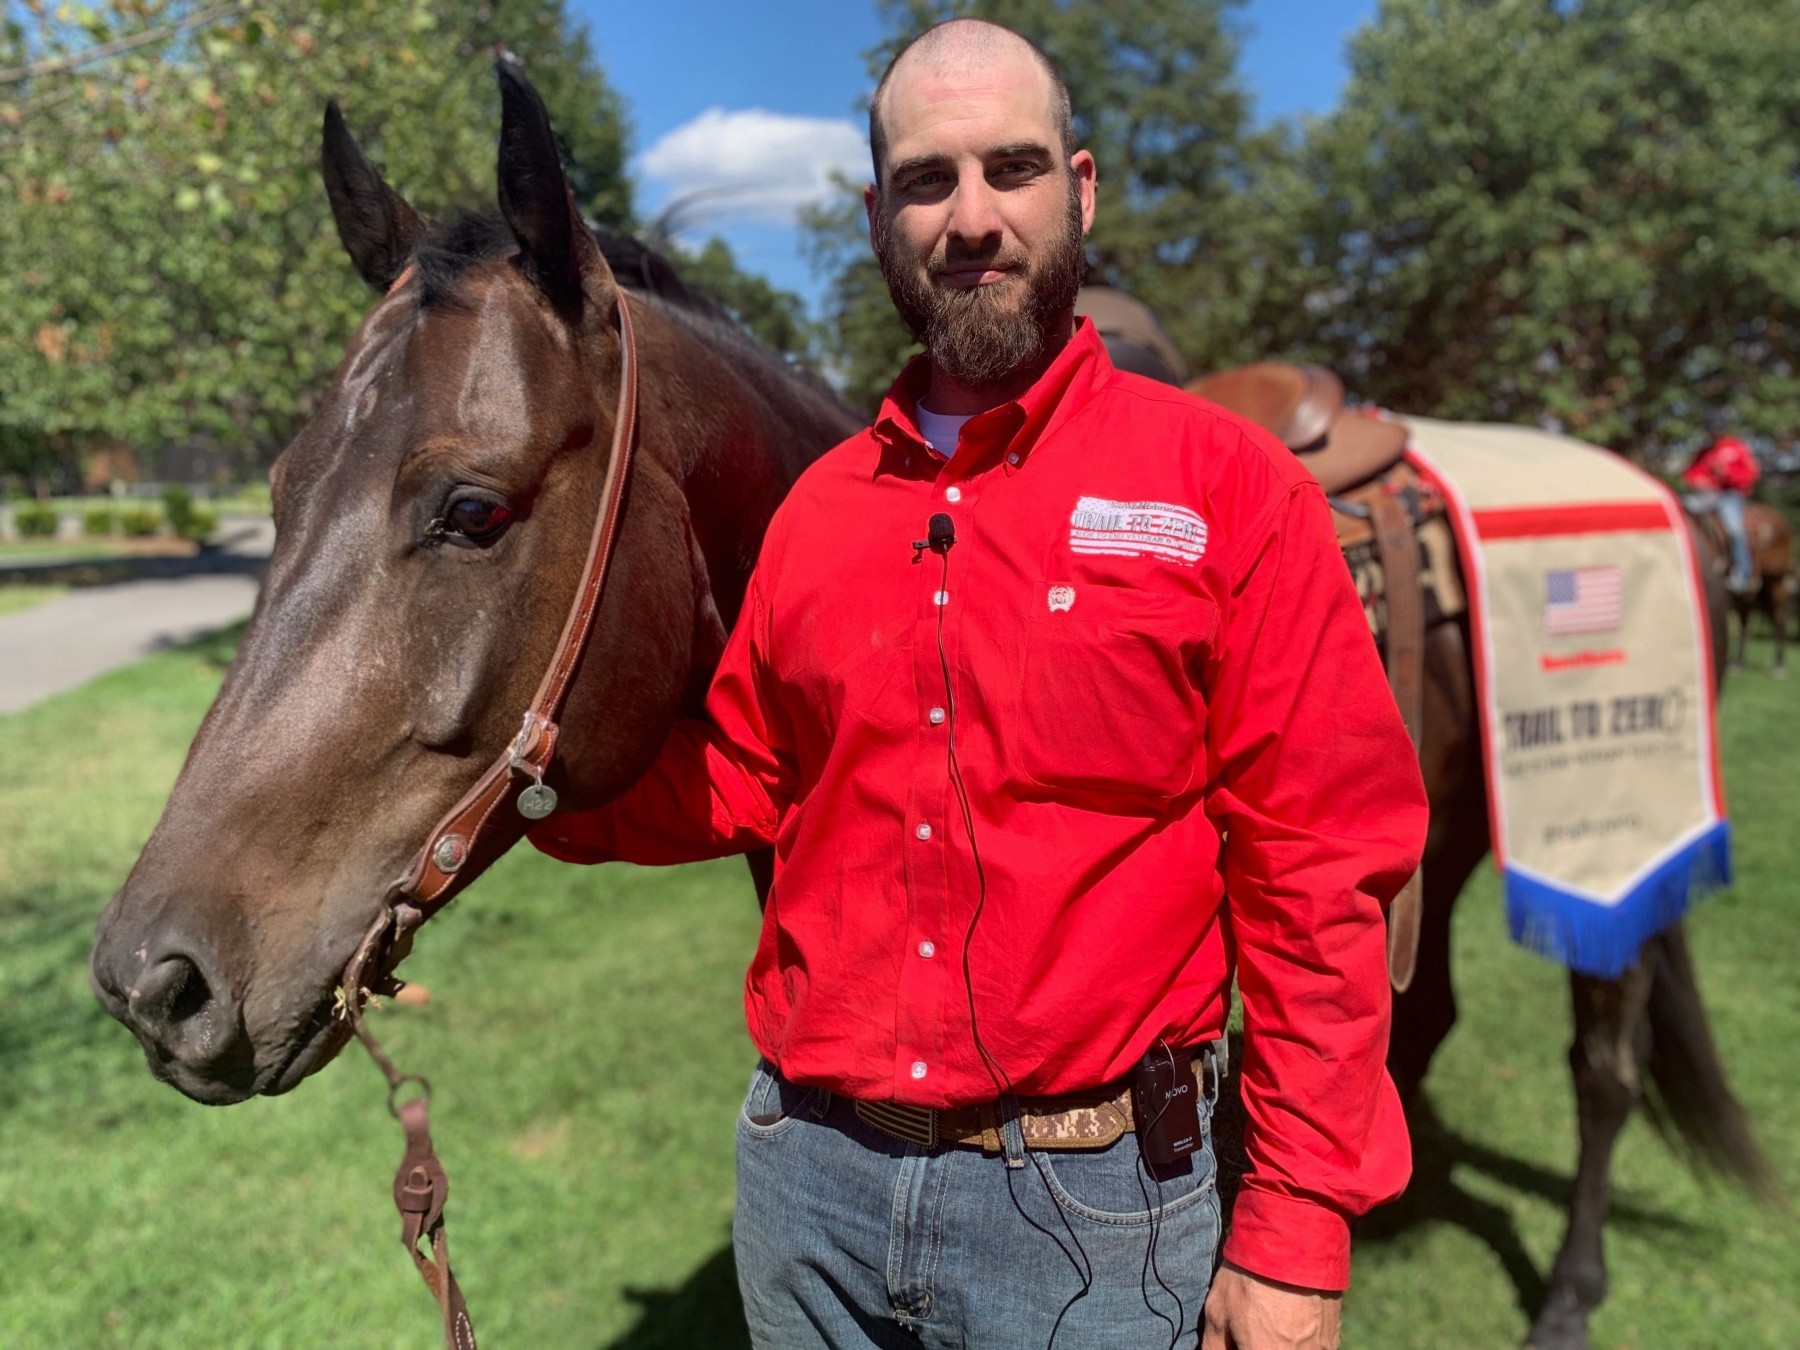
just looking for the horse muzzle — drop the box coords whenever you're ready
[90,896,263,1104]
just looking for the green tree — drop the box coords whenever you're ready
[668,235,818,367]
[0,0,632,484]
[1280,0,1800,453]
[801,0,1275,412]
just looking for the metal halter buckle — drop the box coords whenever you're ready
[508,713,559,820]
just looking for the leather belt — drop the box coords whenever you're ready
[853,1050,1215,1153]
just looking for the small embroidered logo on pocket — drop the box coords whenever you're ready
[1069,496,1208,565]
[1047,585,1077,613]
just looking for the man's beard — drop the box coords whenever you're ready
[874,176,1086,393]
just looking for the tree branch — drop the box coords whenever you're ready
[0,5,241,87]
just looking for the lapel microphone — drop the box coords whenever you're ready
[913,512,957,561]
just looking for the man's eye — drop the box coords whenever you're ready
[427,492,515,547]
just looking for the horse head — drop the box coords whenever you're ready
[89,66,712,1104]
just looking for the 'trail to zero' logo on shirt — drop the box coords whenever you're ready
[1068,496,1208,566]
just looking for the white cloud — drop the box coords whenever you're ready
[638,108,869,230]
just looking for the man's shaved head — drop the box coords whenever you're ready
[868,19,1074,188]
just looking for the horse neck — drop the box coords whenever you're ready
[630,297,856,626]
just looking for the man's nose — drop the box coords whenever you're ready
[946,173,1005,248]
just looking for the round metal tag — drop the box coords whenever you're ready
[432,834,469,874]
[517,783,559,820]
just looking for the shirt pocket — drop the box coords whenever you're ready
[1011,588,1218,805]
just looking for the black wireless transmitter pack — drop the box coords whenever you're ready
[1130,1040,1203,1167]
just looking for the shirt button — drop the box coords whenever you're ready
[1007,453,1020,465]
[915,822,933,841]
[944,485,963,503]
[929,706,946,725]
[934,590,949,606]
[918,941,936,959]
[910,1060,928,1080]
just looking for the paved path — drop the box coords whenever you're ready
[0,518,273,715]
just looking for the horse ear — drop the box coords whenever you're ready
[321,102,425,292]
[495,59,608,312]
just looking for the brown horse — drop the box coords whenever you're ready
[1178,364,1777,1349]
[1692,500,1794,674]
[1386,550,1775,1350]
[89,67,855,1103]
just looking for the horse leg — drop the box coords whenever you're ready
[1389,621,1488,1100]
[1388,823,1485,1100]
[1771,579,1790,677]
[1527,957,1654,1350]
[1731,598,1749,669]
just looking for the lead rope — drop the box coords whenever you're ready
[335,276,641,1350]
[342,911,476,1350]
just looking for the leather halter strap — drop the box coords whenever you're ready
[402,287,641,906]
[340,271,642,1350]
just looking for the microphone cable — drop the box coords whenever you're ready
[926,537,1096,1347]
[925,518,1192,1349]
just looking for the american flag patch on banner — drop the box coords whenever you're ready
[1544,566,1624,636]
[1068,497,1208,565]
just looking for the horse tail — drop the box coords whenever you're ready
[1641,923,1781,1200]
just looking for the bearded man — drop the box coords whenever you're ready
[532,18,1424,1349]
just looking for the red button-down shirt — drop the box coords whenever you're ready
[532,321,1424,1289]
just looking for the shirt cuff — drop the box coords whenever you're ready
[1222,1186,1352,1292]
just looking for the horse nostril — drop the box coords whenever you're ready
[168,959,212,1024]
[134,953,216,1032]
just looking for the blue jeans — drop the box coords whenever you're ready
[732,1059,1222,1348]
[1689,490,1753,587]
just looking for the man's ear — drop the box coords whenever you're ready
[864,182,880,249]
[1070,149,1098,237]
[321,102,426,292]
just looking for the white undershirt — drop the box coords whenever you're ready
[915,403,974,458]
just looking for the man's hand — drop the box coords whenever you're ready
[1201,1262,1342,1349]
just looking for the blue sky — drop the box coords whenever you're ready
[569,0,1378,306]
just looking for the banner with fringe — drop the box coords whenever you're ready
[1402,418,1729,978]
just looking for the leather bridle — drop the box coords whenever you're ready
[337,276,641,1350]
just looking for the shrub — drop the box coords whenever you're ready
[14,503,58,537]
[118,505,161,537]
[178,506,218,544]
[160,485,195,538]
[82,504,117,538]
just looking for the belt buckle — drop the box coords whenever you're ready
[855,1099,939,1148]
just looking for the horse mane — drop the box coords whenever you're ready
[410,210,731,325]
[407,211,844,418]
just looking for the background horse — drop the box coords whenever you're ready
[1173,360,1778,1350]
[1384,541,1774,1350]
[89,66,854,1104]
[1692,501,1794,675]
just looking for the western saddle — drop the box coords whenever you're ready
[1186,362,1409,497]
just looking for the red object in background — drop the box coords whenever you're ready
[532,324,1427,1291]
[1682,435,1761,494]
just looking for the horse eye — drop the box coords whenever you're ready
[435,493,514,546]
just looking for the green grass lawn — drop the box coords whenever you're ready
[1,631,1795,1347]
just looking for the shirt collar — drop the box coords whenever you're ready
[871,318,1113,474]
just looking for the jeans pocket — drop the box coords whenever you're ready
[738,1059,825,1141]
[1037,1128,1216,1226]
